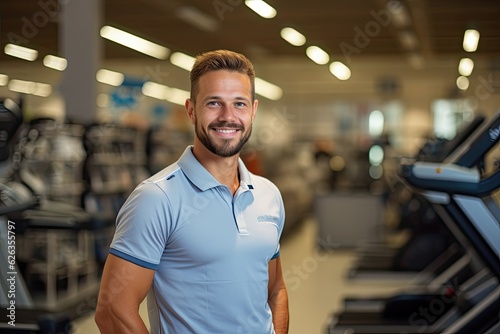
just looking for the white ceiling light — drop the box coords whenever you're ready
[43,55,68,71]
[463,29,480,52]
[0,74,8,86]
[369,110,384,137]
[176,6,219,32]
[143,81,168,100]
[142,81,190,106]
[329,61,351,80]
[4,44,38,61]
[245,0,277,19]
[306,46,330,65]
[280,27,306,46]
[8,79,51,97]
[165,87,190,106]
[255,77,283,100]
[458,58,474,76]
[100,25,170,60]
[170,52,196,71]
[456,76,469,91]
[33,83,52,97]
[96,69,125,86]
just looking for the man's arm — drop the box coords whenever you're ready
[268,256,289,334]
[94,254,155,334]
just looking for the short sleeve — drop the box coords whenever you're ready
[271,183,285,259]
[109,181,170,270]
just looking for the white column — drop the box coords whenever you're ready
[60,0,102,124]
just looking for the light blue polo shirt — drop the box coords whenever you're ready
[109,146,285,334]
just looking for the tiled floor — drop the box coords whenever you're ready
[72,217,408,334]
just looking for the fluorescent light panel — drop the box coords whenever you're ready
[0,74,8,86]
[463,29,480,52]
[456,76,469,91]
[4,44,38,61]
[255,77,282,100]
[306,46,330,65]
[165,87,190,106]
[8,79,51,97]
[458,58,474,76]
[43,55,67,71]
[142,81,189,106]
[329,61,351,80]
[280,27,306,46]
[96,69,125,86]
[100,25,169,60]
[142,81,169,100]
[245,0,277,19]
[170,52,196,71]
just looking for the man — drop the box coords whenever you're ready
[95,49,289,334]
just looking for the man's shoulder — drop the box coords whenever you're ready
[249,173,281,195]
[133,162,185,196]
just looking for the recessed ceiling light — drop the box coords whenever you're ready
[458,58,474,76]
[4,44,38,61]
[306,46,329,65]
[96,69,125,86]
[463,29,480,52]
[329,62,351,80]
[456,76,469,90]
[100,25,169,60]
[0,74,8,86]
[245,0,277,19]
[280,27,306,46]
[255,77,282,100]
[43,55,68,71]
[170,52,196,71]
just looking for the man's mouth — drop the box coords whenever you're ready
[215,128,238,134]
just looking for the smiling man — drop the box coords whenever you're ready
[95,50,289,334]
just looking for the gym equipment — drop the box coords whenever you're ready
[326,111,500,333]
[0,100,98,333]
[346,116,486,280]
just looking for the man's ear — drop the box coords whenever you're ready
[185,98,195,124]
[252,99,259,122]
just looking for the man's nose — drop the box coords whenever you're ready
[218,105,237,122]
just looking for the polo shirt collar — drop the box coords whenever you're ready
[178,146,254,191]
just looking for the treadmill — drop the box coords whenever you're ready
[348,115,486,281]
[327,111,500,334]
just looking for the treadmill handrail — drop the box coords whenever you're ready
[401,164,500,197]
[445,110,500,167]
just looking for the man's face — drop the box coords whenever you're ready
[186,70,258,158]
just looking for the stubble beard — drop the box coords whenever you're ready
[194,116,252,158]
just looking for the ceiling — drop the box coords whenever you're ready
[1,0,500,100]
[1,0,500,61]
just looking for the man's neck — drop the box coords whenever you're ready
[192,144,240,195]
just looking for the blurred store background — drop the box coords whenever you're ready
[0,0,499,333]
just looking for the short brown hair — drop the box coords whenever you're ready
[189,49,255,102]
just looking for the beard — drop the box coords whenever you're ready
[194,117,252,158]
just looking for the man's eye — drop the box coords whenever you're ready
[235,102,246,107]
[207,101,219,106]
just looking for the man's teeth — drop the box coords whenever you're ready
[216,129,237,133]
